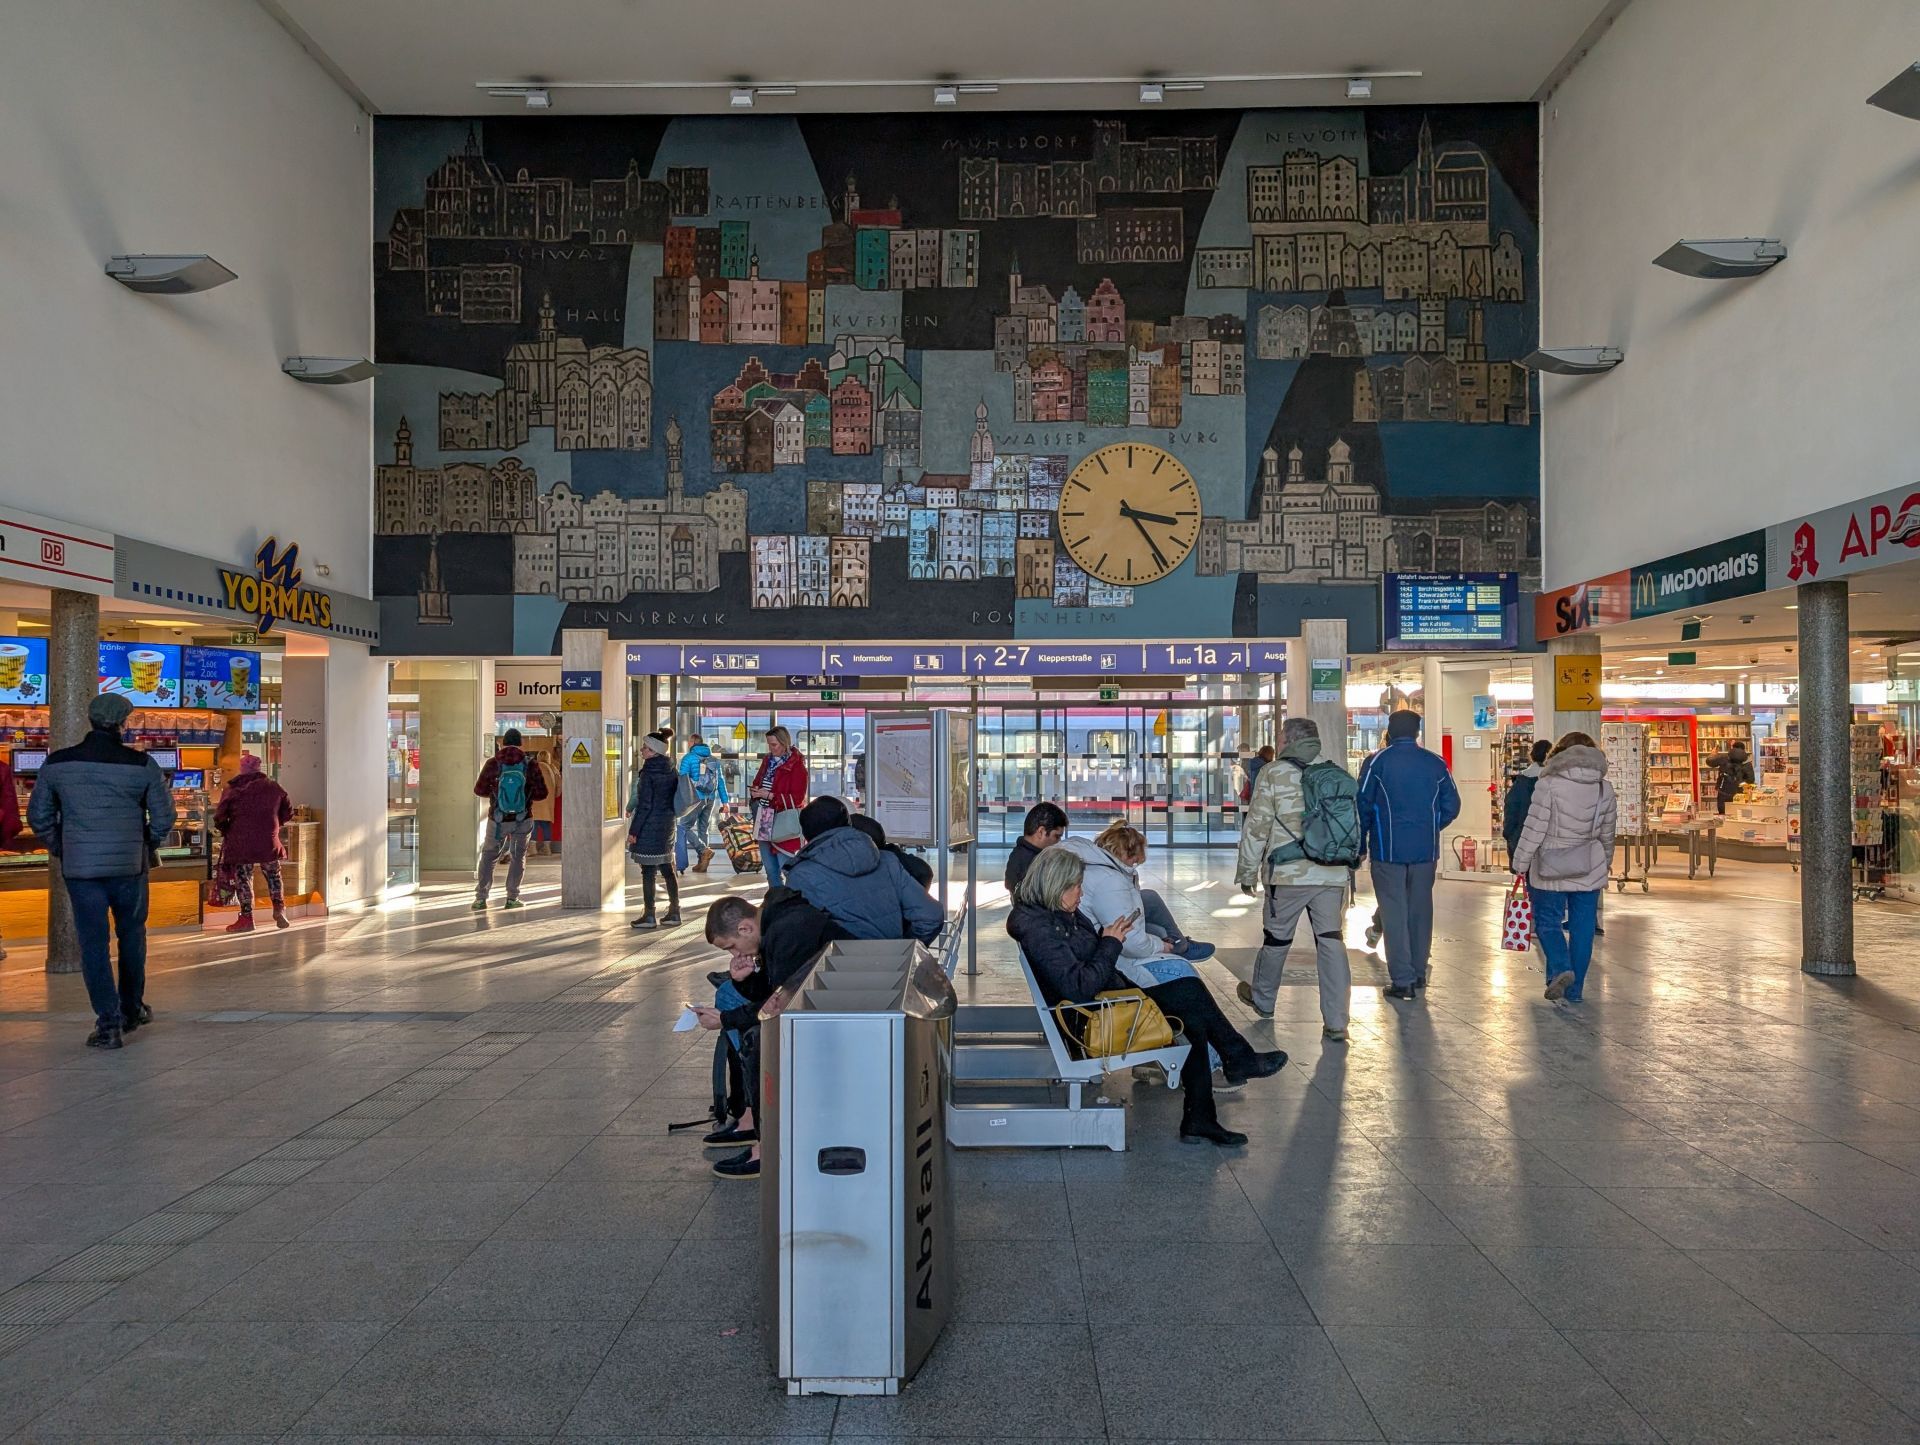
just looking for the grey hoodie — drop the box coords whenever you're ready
[1510,744,1617,892]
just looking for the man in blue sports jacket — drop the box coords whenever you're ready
[1356,709,1460,1000]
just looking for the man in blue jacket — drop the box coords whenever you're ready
[784,796,944,943]
[28,693,176,1049]
[1356,709,1459,1000]
[675,733,729,873]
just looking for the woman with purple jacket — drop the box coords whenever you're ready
[214,755,293,932]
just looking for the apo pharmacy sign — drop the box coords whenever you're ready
[1766,482,1920,588]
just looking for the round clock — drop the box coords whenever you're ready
[1057,443,1203,587]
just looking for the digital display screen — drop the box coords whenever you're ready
[173,769,205,789]
[182,646,262,711]
[97,641,183,708]
[0,636,49,705]
[11,750,46,773]
[145,749,179,770]
[1382,572,1520,652]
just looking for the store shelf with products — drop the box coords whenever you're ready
[1488,726,1534,848]
[1644,717,1696,817]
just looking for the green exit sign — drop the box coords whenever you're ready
[820,689,842,703]
[1669,651,1696,666]
[230,630,257,646]
[1099,684,1121,702]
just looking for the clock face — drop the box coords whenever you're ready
[1057,444,1202,587]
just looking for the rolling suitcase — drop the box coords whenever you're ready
[719,810,761,874]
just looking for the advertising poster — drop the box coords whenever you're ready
[0,636,50,705]
[97,641,182,707]
[182,646,262,711]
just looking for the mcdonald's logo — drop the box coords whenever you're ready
[1633,570,1659,614]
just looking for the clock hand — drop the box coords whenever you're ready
[1118,503,1182,526]
[1126,511,1170,572]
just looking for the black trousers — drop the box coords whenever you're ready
[641,863,679,914]
[1143,976,1256,1122]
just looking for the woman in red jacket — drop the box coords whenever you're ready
[748,725,807,885]
[214,755,293,932]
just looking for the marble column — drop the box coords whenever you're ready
[1797,579,1854,976]
[1283,621,1349,770]
[45,588,98,973]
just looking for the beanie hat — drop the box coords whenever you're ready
[1386,709,1422,741]
[644,732,669,756]
[89,693,133,729]
[238,754,264,775]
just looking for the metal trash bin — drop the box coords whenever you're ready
[761,939,956,1395]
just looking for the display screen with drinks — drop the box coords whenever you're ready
[0,637,50,706]
[97,641,183,707]
[182,646,262,711]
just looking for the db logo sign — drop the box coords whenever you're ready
[40,539,64,567]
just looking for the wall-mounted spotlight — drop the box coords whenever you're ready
[1522,346,1624,375]
[1652,238,1787,278]
[1139,82,1165,103]
[282,357,379,385]
[105,254,236,295]
[1867,62,1920,119]
[1346,77,1373,99]
[487,85,550,108]
[730,87,754,109]
[933,84,957,106]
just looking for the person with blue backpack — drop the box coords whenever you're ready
[1234,717,1362,1041]
[472,728,548,911]
[675,733,729,874]
[1356,709,1460,1000]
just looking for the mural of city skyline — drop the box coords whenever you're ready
[371,105,1540,652]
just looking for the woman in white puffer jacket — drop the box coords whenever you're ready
[1510,733,1617,1004]
[1056,824,1185,988]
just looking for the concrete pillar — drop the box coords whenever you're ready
[416,664,485,874]
[1284,620,1349,770]
[45,588,98,973]
[1529,651,1561,745]
[559,630,627,912]
[1547,634,1602,742]
[1798,579,1854,977]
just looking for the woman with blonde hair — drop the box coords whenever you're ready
[1058,821,1214,964]
[1510,731,1617,1003]
[1007,843,1284,1147]
[747,725,808,884]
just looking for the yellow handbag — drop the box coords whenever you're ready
[1053,989,1179,1058]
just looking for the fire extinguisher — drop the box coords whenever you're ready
[1454,835,1478,872]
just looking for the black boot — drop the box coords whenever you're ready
[1223,1049,1289,1086]
[1180,1109,1247,1148]
[86,1026,124,1050]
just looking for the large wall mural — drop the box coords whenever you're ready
[372,106,1539,652]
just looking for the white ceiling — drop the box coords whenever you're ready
[261,0,1620,115]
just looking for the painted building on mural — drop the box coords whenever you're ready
[371,104,1540,649]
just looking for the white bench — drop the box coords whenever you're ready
[945,950,1188,1152]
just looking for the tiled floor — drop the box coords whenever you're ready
[2,850,1919,1442]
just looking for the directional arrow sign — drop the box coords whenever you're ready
[1554,654,1604,711]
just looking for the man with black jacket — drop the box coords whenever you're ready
[698,889,852,1180]
[1004,802,1068,892]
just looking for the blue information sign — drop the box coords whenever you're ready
[1381,573,1519,652]
[628,641,1292,677]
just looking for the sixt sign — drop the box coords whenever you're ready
[1629,532,1766,619]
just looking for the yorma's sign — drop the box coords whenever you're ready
[1766,482,1920,589]
[218,538,331,633]
[1629,532,1766,618]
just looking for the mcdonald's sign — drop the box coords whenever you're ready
[1628,532,1765,619]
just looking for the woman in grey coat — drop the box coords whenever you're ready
[1509,733,1616,1003]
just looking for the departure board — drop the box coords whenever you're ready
[1382,572,1519,651]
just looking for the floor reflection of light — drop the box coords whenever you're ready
[1210,906,1249,918]
[1490,968,1508,989]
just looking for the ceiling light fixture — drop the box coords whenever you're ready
[282,357,379,385]
[487,85,550,108]
[1522,346,1624,375]
[473,69,1415,105]
[1652,238,1788,278]
[104,254,236,295]
[933,85,958,106]
[1867,62,1920,119]
[1139,82,1164,103]
[1347,77,1373,99]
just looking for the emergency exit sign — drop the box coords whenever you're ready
[821,689,842,703]
[1099,684,1121,702]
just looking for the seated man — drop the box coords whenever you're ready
[849,812,934,891]
[1004,802,1067,891]
[697,889,852,1180]
[783,796,944,942]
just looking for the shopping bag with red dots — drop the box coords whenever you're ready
[1500,877,1534,951]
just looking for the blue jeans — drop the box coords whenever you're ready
[65,873,149,1031]
[760,841,785,886]
[676,801,713,872]
[1533,888,1598,999]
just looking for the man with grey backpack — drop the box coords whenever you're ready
[1234,717,1363,1041]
